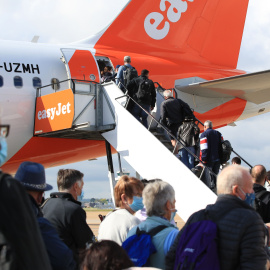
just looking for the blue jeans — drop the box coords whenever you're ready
[131,103,150,128]
[179,146,196,170]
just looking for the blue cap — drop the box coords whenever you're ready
[116,65,121,69]
[15,161,53,191]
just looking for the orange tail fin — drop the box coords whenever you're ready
[94,0,249,69]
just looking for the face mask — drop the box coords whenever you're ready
[170,209,177,222]
[239,187,255,208]
[77,190,84,202]
[129,196,144,212]
[0,137,7,167]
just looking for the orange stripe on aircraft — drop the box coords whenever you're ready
[195,98,247,130]
[2,137,116,174]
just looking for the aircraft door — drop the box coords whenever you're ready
[61,49,100,83]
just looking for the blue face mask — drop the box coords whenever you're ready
[77,190,84,202]
[170,209,177,222]
[129,196,144,212]
[239,187,255,208]
[0,138,8,167]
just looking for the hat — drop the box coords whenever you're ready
[116,65,121,69]
[15,161,53,191]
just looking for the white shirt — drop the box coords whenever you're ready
[98,209,141,245]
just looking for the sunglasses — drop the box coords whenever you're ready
[0,125,10,138]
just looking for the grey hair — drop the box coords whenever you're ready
[124,56,131,63]
[204,120,212,128]
[163,90,173,98]
[143,181,175,217]
[217,165,249,195]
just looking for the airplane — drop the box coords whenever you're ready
[1,0,270,174]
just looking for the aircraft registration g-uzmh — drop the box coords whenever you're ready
[1,0,270,173]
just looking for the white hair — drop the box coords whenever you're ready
[217,165,249,195]
[204,120,212,128]
[124,56,131,63]
[163,90,173,98]
[143,181,175,217]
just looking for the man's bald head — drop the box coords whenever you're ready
[251,165,266,185]
[217,165,252,195]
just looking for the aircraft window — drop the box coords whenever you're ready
[33,77,42,89]
[14,76,23,88]
[51,78,60,90]
[0,76,3,87]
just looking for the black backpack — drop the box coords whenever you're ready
[123,66,138,86]
[220,140,232,164]
[177,99,195,121]
[136,78,152,101]
[255,190,270,223]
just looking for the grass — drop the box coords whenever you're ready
[84,208,112,212]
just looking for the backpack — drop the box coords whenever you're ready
[123,66,138,86]
[122,225,167,267]
[173,210,221,270]
[177,99,195,121]
[136,78,152,101]
[220,140,232,164]
[255,190,270,223]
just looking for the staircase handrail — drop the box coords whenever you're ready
[115,93,217,180]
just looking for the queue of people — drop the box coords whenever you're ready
[2,120,270,270]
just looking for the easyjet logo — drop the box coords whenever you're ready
[37,102,72,121]
[144,0,194,40]
[34,89,74,135]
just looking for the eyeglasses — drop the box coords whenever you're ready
[0,125,10,138]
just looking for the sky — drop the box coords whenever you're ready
[1,0,270,199]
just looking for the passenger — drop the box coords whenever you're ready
[177,116,200,170]
[200,120,223,188]
[231,156,241,165]
[116,56,138,90]
[135,179,176,226]
[126,69,156,128]
[126,181,179,269]
[15,161,76,270]
[102,66,114,82]
[166,165,267,270]
[98,176,144,245]
[160,90,184,151]
[80,240,133,270]
[0,126,52,270]
[251,165,270,223]
[42,169,95,264]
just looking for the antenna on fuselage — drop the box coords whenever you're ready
[31,36,40,43]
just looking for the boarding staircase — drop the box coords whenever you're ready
[99,82,218,222]
[33,79,249,222]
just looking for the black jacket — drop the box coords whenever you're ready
[160,97,183,126]
[28,195,76,270]
[42,192,94,259]
[0,172,52,270]
[177,120,200,150]
[253,183,270,223]
[126,75,156,107]
[165,195,267,270]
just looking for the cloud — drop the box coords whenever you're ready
[0,0,129,43]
